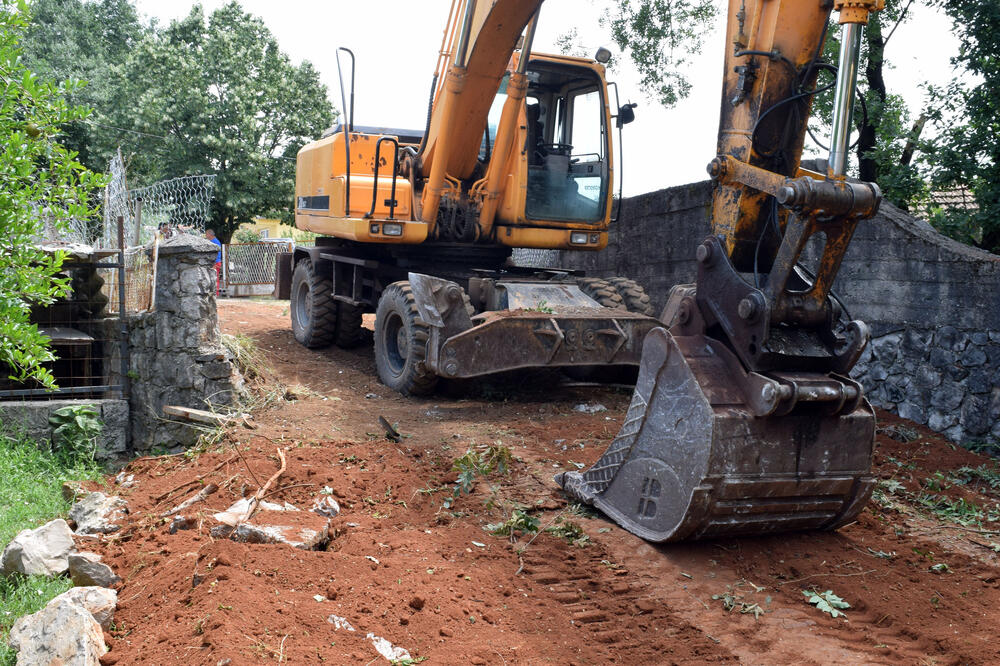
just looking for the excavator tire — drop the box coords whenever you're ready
[334,302,366,348]
[374,281,438,396]
[575,277,625,309]
[606,277,655,316]
[290,259,336,349]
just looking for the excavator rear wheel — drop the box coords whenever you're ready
[575,277,625,309]
[334,302,366,348]
[290,258,336,349]
[374,281,438,396]
[606,277,655,316]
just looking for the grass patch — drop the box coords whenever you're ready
[0,424,104,664]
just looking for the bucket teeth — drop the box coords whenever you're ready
[557,327,875,543]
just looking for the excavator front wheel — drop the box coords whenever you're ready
[290,258,336,349]
[374,281,438,396]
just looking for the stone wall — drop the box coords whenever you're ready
[560,181,1000,444]
[107,235,240,453]
[0,399,128,462]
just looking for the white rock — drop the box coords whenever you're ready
[213,498,294,526]
[209,521,329,550]
[69,552,121,588]
[327,615,355,631]
[53,586,118,630]
[312,496,340,518]
[69,492,128,535]
[366,633,411,662]
[8,596,106,665]
[573,403,607,414]
[1,519,76,577]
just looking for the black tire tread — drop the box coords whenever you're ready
[334,302,366,348]
[375,281,438,396]
[576,277,625,309]
[605,277,655,316]
[291,259,336,349]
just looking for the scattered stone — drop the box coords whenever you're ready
[69,552,122,588]
[572,403,607,414]
[312,496,340,518]
[1,518,76,577]
[409,596,425,611]
[62,481,88,503]
[213,497,298,526]
[367,633,411,662]
[114,471,136,489]
[365,393,379,400]
[439,626,453,637]
[70,492,128,535]
[8,596,106,665]
[55,586,118,629]
[328,615,356,631]
[169,515,198,534]
[210,520,329,550]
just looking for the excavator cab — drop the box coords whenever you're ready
[479,57,613,229]
[522,61,609,223]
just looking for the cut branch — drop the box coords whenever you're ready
[161,483,219,518]
[237,448,287,525]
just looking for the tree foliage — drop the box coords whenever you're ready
[0,0,106,388]
[20,0,146,172]
[811,0,929,209]
[922,0,1000,253]
[108,3,334,241]
[603,0,718,107]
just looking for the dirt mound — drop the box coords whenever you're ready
[83,300,1000,664]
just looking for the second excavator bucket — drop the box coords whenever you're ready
[557,327,875,542]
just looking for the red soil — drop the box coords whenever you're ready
[81,300,1000,664]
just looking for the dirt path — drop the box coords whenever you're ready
[94,299,1000,664]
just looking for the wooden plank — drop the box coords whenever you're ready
[163,405,248,426]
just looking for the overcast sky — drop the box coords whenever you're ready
[135,0,960,196]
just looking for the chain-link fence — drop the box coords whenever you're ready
[512,248,561,268]
[98,152,217,313]
[103,153,217,249]
[102,245,157,314]
[223,241,293,287]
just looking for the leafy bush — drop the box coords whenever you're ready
[0,1,106,390]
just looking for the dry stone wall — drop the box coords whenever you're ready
[107,234,240,453]
[559,181,1000,445]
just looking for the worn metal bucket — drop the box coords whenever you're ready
[557,327,875,542]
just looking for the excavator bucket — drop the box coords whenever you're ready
[557,327,875,542]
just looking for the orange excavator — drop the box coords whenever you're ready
[289,0,886,541]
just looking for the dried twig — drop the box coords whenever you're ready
[237,448,287,525]
[776,569,877,586]
[161,483,219,518]
[153,455,237,504]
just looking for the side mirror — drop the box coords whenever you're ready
[617,102,637,129]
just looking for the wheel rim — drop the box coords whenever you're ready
[382,311,406,377]
[293,279,311,332]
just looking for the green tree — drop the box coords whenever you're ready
[111,3,335,241]
[603,0,718,107]
[20,0,146,172]
[0,0,106,388]
[921,0,1000,253]
[811,0,929,209]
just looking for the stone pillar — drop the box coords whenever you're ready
[124,234,240,453]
